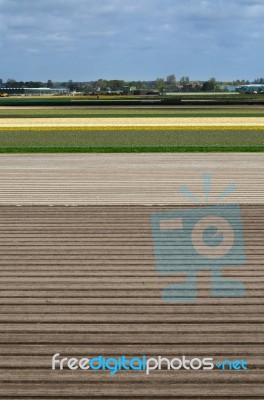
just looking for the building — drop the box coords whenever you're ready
[0,87,68,96]
[236,84,264,93]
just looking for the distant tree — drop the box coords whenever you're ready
[6,79,17,88]
[214,83,222,92]
[136,81,147,89]
[68,80,73,91]
[166,74,176,85]
[126,81,147,90]
[24,81,42,88]
[60,82,69,88]
[155,78,165,90]
[83,83,93,94]
[253,78,264,84]
[6,79,31,88]
[102,80,112,88]
[67,80,79,91]
[180,76,190,84]
[202,81,215,91]
[47,80,54,88]
[96,79,107,90]
[209,77,216,83]
[232,79,247,85]
[110,80,125,91]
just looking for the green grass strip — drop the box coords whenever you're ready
[0,129,263,150]
[0,146,263,153]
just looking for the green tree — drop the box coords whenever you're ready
[67,80,80,91]
[47,80,54,88]
[180,76,190,84]
[155,78,165,90]
[166,74,176,85]
[6,79,17,88]
[202,81,215,91]
[24,81,42,88]
[83,84,93,94]
[110,80,125,91]
[96,79,107,90]
[137,81,147,89]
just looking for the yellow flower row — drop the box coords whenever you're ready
[0,126,263,131]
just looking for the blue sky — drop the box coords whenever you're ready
[0,0,263,82]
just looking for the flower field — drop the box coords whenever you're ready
[0,108,263,152]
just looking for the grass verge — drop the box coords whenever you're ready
[0,146,263,153]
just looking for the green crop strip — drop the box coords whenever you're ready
[0,129,263,149]
[1,108,264,118]
[1,113,264,118]
[0,146,263,153]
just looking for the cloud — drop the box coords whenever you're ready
[0,0,263,81]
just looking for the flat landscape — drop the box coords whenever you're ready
[2,0,264,397]
[0,106,263,152]
[0,106,263,398]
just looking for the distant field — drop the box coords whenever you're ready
[0,93,264,107]
[0,107,264,118]
[0,107,263,152]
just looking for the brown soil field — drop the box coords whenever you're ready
[0,153,263,399]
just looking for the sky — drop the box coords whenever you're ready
[0,0,263,82]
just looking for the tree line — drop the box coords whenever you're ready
[1,75,263,92]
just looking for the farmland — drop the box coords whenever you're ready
[0,153,263,398]
[0,107,263,152]
[0,104,263,398]
[1,107,264,118]
[1,92,264,107]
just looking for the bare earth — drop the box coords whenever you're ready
[0,153,263,398]
[0,153,263,205]
[0,204,263,398]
